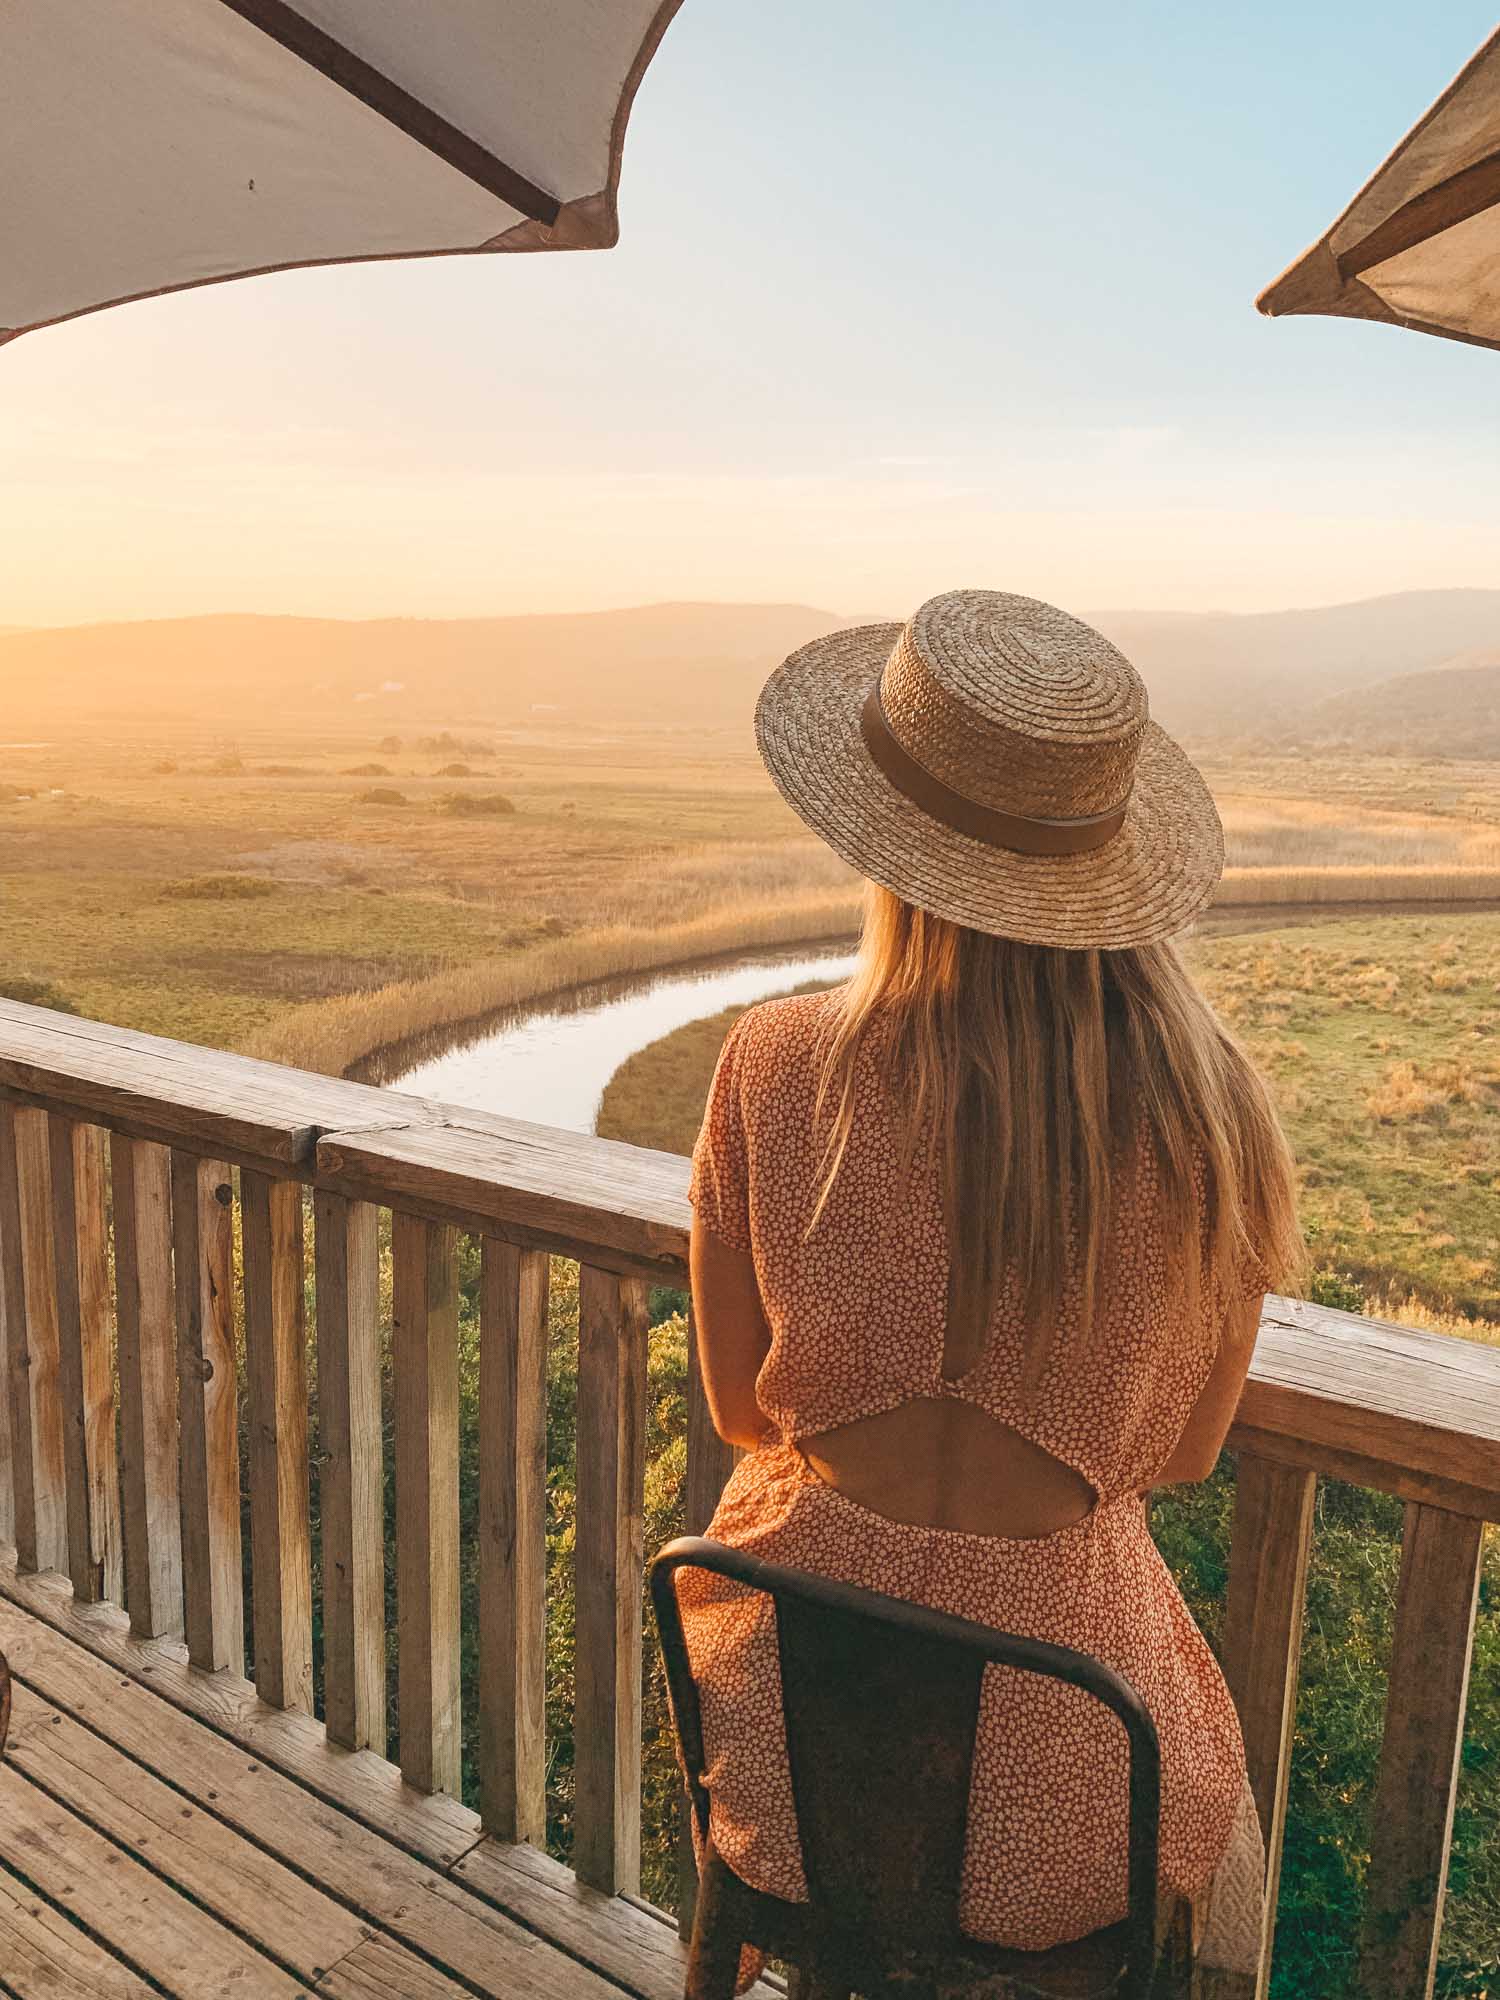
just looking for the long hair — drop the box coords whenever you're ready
[811,883,1302,1384]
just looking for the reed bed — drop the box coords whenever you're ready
[1213,865,1500,906]
[242,887,863,1076]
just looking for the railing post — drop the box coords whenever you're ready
[172,1153,243,1674]
[478,1238,549,1844]
[574,1261,649,1895]
[678,1299,738,1928]
[316,1190,386,1755]
[0,1105,67,1576]
[241,1170,314,1712]
[49,1118,121,1606]
[111,1134,183,1637]
[1221,1451,1316,1994]
[392,1212,462,1796]
[1358,1502,1484,1999]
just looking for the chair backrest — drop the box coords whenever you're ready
[651,1536,1160,1979]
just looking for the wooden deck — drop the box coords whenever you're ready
[0,1582,691,2000]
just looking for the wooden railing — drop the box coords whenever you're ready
[0,997,1495,2000]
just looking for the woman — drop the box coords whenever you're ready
[677,592,1302,1992]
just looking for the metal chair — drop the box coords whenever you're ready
[651,1536,1167,2000]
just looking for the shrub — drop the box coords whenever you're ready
[256,763,305,776]
[0,975,77,1013]
[434,762,473,777]
[160,873,277,901]
[209,753,244,775]
[151,757,178,775]
[342,761,391,777]
[438,792,516,817]
[378,735,402,754]
[357,787,408,806]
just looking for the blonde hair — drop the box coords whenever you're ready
[812,883,1302,1384]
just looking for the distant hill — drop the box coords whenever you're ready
[1304,656,1500,757]
[4,589,1500,748]
[1090,591,1500,741]
[0,603,854,734]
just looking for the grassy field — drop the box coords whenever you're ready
[4,726,1500,1076]
[598,914,1500,1330]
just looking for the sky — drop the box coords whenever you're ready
[3,0,1499,627]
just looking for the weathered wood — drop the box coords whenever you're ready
[316,1189,386,1754]
[110,1134,182,1637]
[393,1211,462,1796]
[0,1866,158,2000]
[172,1151,242,1673]
[241,1169,313,1712]
[48,1117,120,1605]
[478,1237,549,1842]
[0,1103,67,1574]
[0,1565,775,2000]
[574,1262,649,1895]
[0,1599,627,2000]
[0,1762,307,1996]
[317,1116,692,1277]
[1359,1503,1485,2000]
[0,994,424,1168]
[1222,1453,1315,1995]
[1236,1297,1500,1516]
[677,1301,741,1927]
[6,1680,373,1978]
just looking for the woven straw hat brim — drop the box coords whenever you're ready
[756,622,1224,950]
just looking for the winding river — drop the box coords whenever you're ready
[385,944,859,1134]
[377,897,1494,1137]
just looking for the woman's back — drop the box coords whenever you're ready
[692,987,1235,1523]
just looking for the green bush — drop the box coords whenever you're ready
[343,762,391,777]
[357,787,408,806]
[0,975,77,1013]
[160,872,278,900]
[438,792,516,817]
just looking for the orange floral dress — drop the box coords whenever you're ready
[677,989,1264,1967]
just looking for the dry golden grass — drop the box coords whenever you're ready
[1215,865,1500,905]
[243,886,861,1074]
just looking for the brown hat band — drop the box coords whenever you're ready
[859,682,1131,857]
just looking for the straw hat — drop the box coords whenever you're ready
[755,590,1223,950]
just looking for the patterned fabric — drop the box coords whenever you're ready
[678,989,1264,1972]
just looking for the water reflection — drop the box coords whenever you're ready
[387,945,858,1134]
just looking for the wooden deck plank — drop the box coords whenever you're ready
[0,1865,158,2000]
[0,1560,777,2000]
[0,1764,307,1998]
[5,1681,373,1976]
[0,1592,630,2000]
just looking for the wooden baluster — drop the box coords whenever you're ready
[1358,1502,1485,2000]
[0,1174,11,1552]
[241,1170,313,1712]
[111,1134,182,1636]
[0,1104,67,1575]
[1221,1453,1316,1995]
[478,1238,549,1844]
[678,1299,739,1928]
[49,1118,121,1605]
[316,1190,385,1755]
[574,1261,649,1895]
[392,1212,461,1796]
[172,1153,243,1674]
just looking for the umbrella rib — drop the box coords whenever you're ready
[1338,148,1500,280]
[216,0,562,225]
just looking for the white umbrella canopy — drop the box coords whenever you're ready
[0,0,682,347]
[1259,27,1500,353]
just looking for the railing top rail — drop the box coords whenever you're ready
[3,998,1498,1514]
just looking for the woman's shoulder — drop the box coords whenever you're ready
[731,984,843,1058]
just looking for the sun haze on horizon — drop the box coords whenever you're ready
[2,0,1498,631]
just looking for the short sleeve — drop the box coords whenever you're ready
[688,1012,754,1252]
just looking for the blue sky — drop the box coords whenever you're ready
[3,1,1498,623]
